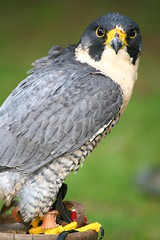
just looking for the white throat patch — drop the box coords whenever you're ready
[75,44,140,112]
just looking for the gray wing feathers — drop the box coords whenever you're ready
[0,57,123,174]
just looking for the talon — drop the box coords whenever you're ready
[41,210,59,229]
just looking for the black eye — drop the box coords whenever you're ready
[129,29,137,39]
[96,27,106,38]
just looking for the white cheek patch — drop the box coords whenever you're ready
[75,44,140,112]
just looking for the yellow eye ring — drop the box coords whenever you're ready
[129,29,137,39]
[96,27,106,38]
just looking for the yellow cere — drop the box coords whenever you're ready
[105,28,128,47]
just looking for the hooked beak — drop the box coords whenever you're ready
[105,28,127,54]
[110,37,123,54]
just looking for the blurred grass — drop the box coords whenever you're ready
[0,1,160,239]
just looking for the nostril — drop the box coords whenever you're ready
[115,32,119,38]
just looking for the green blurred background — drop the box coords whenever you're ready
[0,0,160,239]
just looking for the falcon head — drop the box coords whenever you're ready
[76,12,142,65]
[75,13,142,111]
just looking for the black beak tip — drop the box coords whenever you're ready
[115,49,119,55]
[110,38,123,54]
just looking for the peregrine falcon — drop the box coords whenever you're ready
[0,13,142,222]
